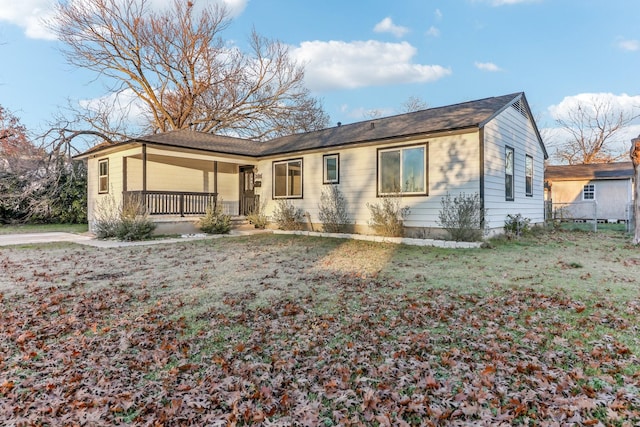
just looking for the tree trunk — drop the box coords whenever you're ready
[631,136,640,244]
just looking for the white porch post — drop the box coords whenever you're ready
[142,144,147,193]
[213,160,218,194]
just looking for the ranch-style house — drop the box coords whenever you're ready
[75,92,549,237]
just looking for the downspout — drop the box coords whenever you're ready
[478,127,486,233]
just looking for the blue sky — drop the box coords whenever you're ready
[1,0,639,159]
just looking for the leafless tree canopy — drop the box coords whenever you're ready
[49,0,329,141]
[399,96,428,113]
[553,96,640,164]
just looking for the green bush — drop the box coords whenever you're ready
[367,194,410,237]
[115,216,156,241]
[92,192,121,239]
[246,200,269,229]
[199,204,231,234]
[93,191,156,240]
[318,185,350,233]
[437,192,486,242]
[504,214,531,238]
[272,199,303,230]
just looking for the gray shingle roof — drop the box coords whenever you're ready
[545,162,635,181]
[136,131,263,157]
[76,92,534,159]
[260,92,524,155]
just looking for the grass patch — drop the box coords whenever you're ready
[0,223,88,234]
[1,228,639,424]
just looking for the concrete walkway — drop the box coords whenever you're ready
[0,229,481,249]
[0,228,271,248]
[0,232,94,247]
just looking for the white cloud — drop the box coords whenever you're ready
[426,26,440,37]
[0,0,58,40]
[616,38,640,52]
[373,17,409,38]
[548,93,640,120]
[474,61,502,72]
[0,0,247,40]
[79,89,149,129]
[434,9,443,20]
[291,40,451,91]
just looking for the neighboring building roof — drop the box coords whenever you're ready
[545,162,635,181]
[76,92,546,159]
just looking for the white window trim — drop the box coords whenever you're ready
[583,184,595,201]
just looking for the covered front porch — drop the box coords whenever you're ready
[121,144,258,220]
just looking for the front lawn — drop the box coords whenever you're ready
[0,230,638,425]
[0,223,88,235]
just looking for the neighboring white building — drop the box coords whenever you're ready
[76,92,548,237]
[545,162,635,223]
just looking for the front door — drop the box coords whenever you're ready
[239,166,255,216]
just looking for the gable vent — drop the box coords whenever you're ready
[511,99,528,119]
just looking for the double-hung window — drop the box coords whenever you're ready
[273,159,303,198]
[583,184,595,200]
[378,144,427,196]
[98,159,109,194]
[525,155,533,196]
[323,154,339,184]
[505,146,514,201]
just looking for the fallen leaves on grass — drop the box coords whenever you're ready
[1,271,639,426]
[2,231,640,426]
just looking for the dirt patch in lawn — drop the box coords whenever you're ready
[1,231,639,425]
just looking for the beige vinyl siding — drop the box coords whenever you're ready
[217,163,239,204]
[124,158,238,200]
[126,158,208,193]
[483,106,545,230]
[550,179,632,221]
[87,147,140,226]
[256,132,481,232]
[86,145,249,226]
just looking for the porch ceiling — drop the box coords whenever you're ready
[128,153,240,171]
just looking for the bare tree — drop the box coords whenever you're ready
[399,95,428,113]
[49,0,329,141]
[631,135,640,244]
[553,96,640,164]
[363,109,384,119]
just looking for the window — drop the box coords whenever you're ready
[583,184,595,200]
[323,154,339,184]
[525,155,533,196]
[378,145,427,196]
[273,159,302,198]
[98,159,109,194]
[244,170,254,191]
[505,146,514,201]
